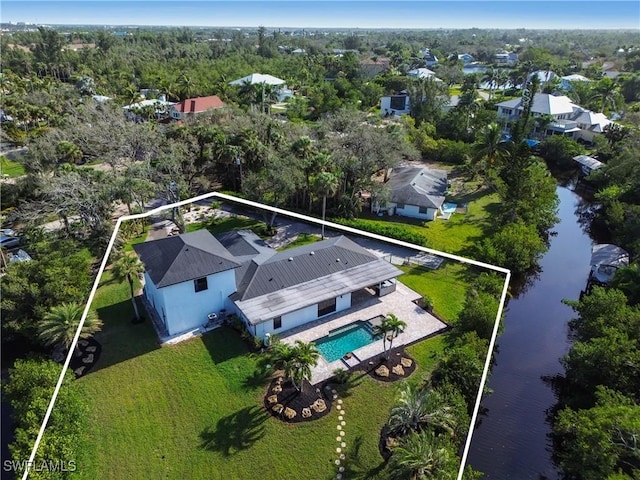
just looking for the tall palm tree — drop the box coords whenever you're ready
[590,77,620,113]
[388,430,455,480]
[474,123,510,169]
[312,171,339,239]
[481,68,496,100]
[112,253,144,322]
[375,313,407,360]
[387,384,457,438]
[38,302,103,354]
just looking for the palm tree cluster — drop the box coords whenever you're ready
[261,338,320,392]
[373,313,407,360]
[385,383,466,479]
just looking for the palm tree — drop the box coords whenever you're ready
[374,313,407,360]
[38,302,103,354]
[387,384,457,438]
[289,340,320,392]
[481,68,496,100]
[473,123,510,170]
[112,253,144,322]
[312,171,339,239]
[388,430,455,480]
[265,339,319,392]
[590,77,621,113]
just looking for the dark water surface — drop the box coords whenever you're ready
[468,186,594,479]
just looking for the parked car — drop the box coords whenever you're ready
[0,234,20,249]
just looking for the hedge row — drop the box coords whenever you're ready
[333,218,428,246]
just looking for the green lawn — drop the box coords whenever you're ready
[186,216,267,235]
[0,156,26,177]
[76,276,447,480]
[355,190,499,255]
[277,233,322,251]
[399,262,471,323]
[122,225,150,252]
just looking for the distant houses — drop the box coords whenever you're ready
[421,48,439,67]
[494,51,518,65]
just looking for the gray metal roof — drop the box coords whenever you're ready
[386,166,447,209]
[133,229,240,288]
[590,244,629,268]
[573,155,603,171]
[236,260,402,325]
[232,236,381,301]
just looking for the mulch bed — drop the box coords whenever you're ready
[69,337,102,378]
[263,376,333,423]
[355,348,417,383]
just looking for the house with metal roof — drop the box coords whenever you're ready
[588,244,629,286]
[134,230,402,339]
[373,166,448,221]
[228,73,294,102]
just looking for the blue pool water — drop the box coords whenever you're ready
[314,322,380,362]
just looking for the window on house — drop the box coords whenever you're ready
[390,96,406,111]
[273,316,282,330]
[318,298,337,317]
[194,277,208,292]
[419,206,428,214]
[396,203,405,209]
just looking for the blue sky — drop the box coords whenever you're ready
[2,1,639,29]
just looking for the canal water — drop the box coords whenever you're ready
[467,186,594,479]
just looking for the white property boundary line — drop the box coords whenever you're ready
[22,192,511,480]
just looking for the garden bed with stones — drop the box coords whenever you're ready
[263,376,332,423]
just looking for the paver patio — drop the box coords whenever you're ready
[280,282,449,384]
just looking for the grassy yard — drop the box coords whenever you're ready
[356,189,499,255]
[0,156,26,177]
[277,233,322,251]
[75,275,447,480]
[399,262,472,323]
[186,215,267,235]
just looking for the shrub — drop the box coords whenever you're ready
[334,218,428,246]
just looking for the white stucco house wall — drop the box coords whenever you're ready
[373,166,448,221]
[380,94,410,117]
[496,93,613,142]
[134,230,401,340]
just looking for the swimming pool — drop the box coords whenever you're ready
[314,321,381,362]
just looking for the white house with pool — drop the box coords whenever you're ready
[133,229,403,340]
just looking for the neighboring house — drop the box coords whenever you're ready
[496,93,613,142]
[360,57,390,78]
[494,51,518,65]
[170,95,225,120]
[123,98,176,121]
[134,230,402,339]
[380,93,411,117]
[373,166,448,221]
[560,74,591,90]
[457,53,475,64]
[422,48,439,67]
[407,68,439,80]
[229,73,293,102]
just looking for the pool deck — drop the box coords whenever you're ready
[280,283,449,385]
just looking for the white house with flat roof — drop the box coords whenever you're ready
[134,230,402,340]
[229,73,294,102]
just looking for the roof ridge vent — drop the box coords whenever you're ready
[336,258,341,262]
[310,251,315,255]
[288,257,293,261]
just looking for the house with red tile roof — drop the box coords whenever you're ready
[170,95,225,120]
